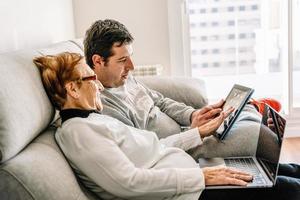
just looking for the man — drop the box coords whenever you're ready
[83,19,276,158]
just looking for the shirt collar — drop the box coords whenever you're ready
[60,109,101,124]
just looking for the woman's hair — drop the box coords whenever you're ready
[33,52,83,110]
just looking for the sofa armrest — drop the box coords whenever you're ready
[136,76,208,109]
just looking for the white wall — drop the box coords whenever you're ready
[72,0,171,74]
[0,0,75,54]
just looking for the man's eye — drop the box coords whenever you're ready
[119,59,126,63]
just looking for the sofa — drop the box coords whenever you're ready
[0,39,208,200]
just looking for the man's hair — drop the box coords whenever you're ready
[83,19,134,68]
[33,52,83,110]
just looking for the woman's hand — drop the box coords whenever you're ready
[202,166,253,186]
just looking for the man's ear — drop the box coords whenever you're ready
[65,82,80,99]
[92,54,105,69]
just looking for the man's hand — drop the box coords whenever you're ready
[196,106,234,139]
[202,166,253,186]
[191,99,225,128]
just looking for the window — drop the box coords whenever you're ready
[211,8,218,13]
[293,0,300,107]
[202,63,208,68]
[212,21,219,27]
[201,36,208,41]
[201,49,208,55]
[228,34,235,39]
[239,33,246,39]
[189,9,196,14]
[212,49,220,54]
[190,23,196,28]
[168,0,300,135]
[228,61,236,66]
[192,63,198,68]
[228,6,235,12]
[239,6,246,11]
[199,22,207,27]
[239,60,247,66]
[213,62,220,67]
[199,8,206,13]
[228,20,235,26]
[191,49,197,54]
[251,5,258,10]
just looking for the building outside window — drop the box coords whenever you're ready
[188,0,294,97]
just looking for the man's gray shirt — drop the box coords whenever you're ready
[100,75,195,138]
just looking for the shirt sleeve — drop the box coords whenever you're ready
[135,78,196,126]
[56,121,205,199]
[159,128,202,151]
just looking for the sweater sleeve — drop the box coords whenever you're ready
[135,78,195,126]
[56,121,205,199]
[159,128,202,151]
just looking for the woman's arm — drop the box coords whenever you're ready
[56,121,205,199]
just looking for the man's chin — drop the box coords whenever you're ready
[117,78,127,86]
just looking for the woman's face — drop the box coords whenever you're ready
[75,60,104,111]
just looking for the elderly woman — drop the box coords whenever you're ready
[34,52,297,200]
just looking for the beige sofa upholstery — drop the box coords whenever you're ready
[0,40,207,200]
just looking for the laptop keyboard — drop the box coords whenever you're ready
[224,158,266,185]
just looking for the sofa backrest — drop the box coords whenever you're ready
[0,40,84,163]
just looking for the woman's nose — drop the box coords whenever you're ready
[95,80,104,91]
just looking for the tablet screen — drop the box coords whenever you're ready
[216,84,254,140]
[223,88,249,114]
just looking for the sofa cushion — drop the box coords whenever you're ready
[70,38,84,51]
[136,76,208,109]
[37,40,83,55]
[0,50,55,163]
[0,128,98,200]
[0,41,84,163]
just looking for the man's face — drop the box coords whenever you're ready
[95,43,134,88]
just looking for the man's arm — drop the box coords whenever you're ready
[136,78,195,126]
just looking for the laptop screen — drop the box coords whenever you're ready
[255,104,286,182]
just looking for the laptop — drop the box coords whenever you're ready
[215,84,254,140]
[199,104,286,189]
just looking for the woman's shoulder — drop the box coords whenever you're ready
[56,113,128,138]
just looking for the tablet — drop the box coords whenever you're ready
[215,84,254,140]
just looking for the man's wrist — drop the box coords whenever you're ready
[190,109,197,124]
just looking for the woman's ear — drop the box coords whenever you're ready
[65,82,80,99]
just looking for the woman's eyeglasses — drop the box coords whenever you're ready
[81,74,97,81]
[80,74,104,91]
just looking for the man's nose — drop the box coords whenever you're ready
[126,57,134,71]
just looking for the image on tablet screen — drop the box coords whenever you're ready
[223,88,248,113]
